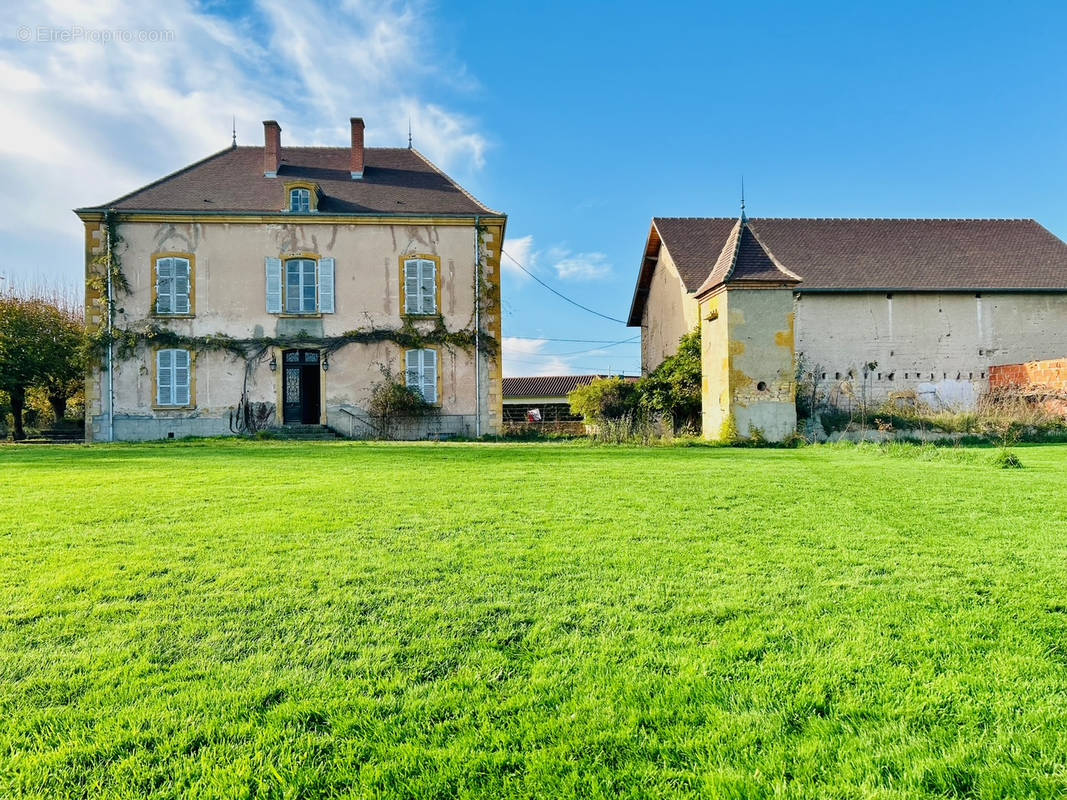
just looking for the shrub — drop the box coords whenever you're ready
[992,450,1023,469]
[367,365,437,440]
[568,377,639,425]
[635,329,701,430]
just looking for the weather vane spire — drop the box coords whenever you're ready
[740,175,747,222]
[408,116,413,149]
[231,115,237,147]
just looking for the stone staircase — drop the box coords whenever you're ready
[266,424,345,441]
[13,424,86,444]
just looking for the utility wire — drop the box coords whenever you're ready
[501,248,629,325]
[507,335,640,358]
[507,336,636,344]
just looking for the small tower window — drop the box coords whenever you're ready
[289,188,310,213]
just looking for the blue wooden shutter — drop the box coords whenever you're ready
[266,257,282,313]
[405,349,419,392]
[156,258,173,314]
[420,260,436,314]
[421,349,437,403]
[404,259,419,314]
[157,350,173,406]
[174,350,191,406]
[174,259,191,314]
[318,257,335,313]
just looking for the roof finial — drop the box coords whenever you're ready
[231,114,237,148]
[408,116,413,149]
[740,175,747,222]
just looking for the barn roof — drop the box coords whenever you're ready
[629,217,1067,324]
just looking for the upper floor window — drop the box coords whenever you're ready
[156,348,192,407]
[265,256,334,315]
[403,257,438,315]
[289,188,310,213]
[154,255,192,315]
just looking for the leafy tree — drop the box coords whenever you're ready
[636,328,702,430]
[568,377,639,425]
[0,294,85,439]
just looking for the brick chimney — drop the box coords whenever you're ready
[263,120,281,177]
[350,117,364,180]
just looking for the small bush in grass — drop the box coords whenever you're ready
[992,449,1023,469]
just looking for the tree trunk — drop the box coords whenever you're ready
[10,385,26,441]
[48,391,67,424]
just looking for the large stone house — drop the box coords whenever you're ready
[76,118,505,442]
[628,215,1067,441]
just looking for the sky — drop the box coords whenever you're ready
[2,0,1066,377]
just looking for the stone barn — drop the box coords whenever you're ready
[628,215,1067,441]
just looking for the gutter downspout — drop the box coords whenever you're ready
[105,214,115,443]
[474,215,481,438]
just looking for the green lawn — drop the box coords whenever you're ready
[1,441,1066,799]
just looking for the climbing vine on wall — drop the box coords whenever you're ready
[86,212,499,436]
[89,317,496,364]
[85,211,131,302]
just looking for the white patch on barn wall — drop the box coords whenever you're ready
[916,379,979,410]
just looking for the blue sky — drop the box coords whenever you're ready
[2,0,1065,376]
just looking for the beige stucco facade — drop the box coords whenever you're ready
[639,246,699,373]
[82,215,504,441]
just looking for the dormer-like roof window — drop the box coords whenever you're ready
[282,181,320,213]
[289,188,310,213]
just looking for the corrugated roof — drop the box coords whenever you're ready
[77,145,499,216]
[502,375,635,399]
[628,216,1067,324]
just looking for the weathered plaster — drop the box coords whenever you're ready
[86,219,503,441]
[640,246,700,373]
[795,292,1067,410]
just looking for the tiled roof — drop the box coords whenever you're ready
[77,146,499,216]
[629,217,1067,324]
[502,375,635,399]
[695,219,801,296]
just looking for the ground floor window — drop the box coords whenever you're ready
[157,349,191,406]
[405,349,438,403]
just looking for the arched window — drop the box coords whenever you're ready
[289,188,310,213]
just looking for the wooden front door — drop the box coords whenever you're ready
[282,349,322,424]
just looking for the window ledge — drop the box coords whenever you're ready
[152,405,197,411]
[276,313,323,319]
[151,313,196,319]
[401,313,443,321]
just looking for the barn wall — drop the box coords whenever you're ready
[795,292,1067,409]
[640,246,699,373]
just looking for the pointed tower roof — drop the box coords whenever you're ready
[695,216,801,298]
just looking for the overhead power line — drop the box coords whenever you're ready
[507,335,640,358]
[507,336,635,344]
[501,248,629,325]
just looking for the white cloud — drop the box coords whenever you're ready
[0,0,489,279]
[502,336,575,377]
[500,236,611,283]
[553,250,612,281]
[500,234,535,278]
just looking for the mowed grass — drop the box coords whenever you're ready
[1,441,1067,799]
